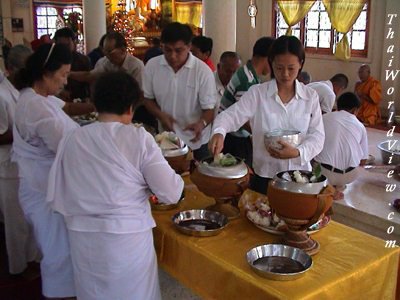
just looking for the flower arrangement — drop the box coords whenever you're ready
[63,11,83,34]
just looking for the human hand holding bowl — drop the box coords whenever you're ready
[268,140,300,159]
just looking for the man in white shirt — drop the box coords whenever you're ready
[69,31,144,88]
[0,45,40,275]
[143,22,217,161]
[214,51,241,113]
[314,92,368,199]
[308,73,349,114]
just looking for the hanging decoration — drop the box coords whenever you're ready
[112,1,137,53]
[248,0,258,29]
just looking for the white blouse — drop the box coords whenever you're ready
[47,122,184,233]
[212,79,325,178]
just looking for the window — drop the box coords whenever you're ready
[273,0,370,57]
[33,3,85,53]
[35,6,59,39]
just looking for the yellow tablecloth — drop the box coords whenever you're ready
[152,179,399,300]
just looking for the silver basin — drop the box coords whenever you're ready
[272,170,327,194]
[264,130,301,150]
[377,140,400,165]
[246,244,312,280]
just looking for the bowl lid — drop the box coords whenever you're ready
[162,144,189,157]
[197,156,248,179]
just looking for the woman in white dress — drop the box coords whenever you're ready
[47,71,184,300]
[12,43,78,299]
[209,36,325,194]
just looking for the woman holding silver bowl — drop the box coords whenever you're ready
[209,36,324,194]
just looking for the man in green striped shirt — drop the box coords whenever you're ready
[219,37,275,167]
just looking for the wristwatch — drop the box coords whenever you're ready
[201,118,207,128]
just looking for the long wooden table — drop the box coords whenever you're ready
[152,178,400,299]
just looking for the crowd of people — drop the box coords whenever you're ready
[0,21,383,299]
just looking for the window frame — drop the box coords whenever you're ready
[272,0,370,58]
[32,4,83,40]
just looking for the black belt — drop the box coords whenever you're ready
[321,163,355,174]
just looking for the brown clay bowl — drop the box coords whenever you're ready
[190,168,250,199]
[267,182,334,221]
[165,154,190,174]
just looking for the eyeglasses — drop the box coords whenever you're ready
[44,43,56,66]
[104,47,120,57]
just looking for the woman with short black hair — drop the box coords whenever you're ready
[47,71,184,300]
[12,43,78,299]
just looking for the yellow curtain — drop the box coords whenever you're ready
[322,0,366,60]
[175,2,202,28]
[277,0,316,35]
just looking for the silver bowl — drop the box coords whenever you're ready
[264,130,301,150]
[272,170,327,194]
[377,140,400,165]
[197,156,248,179]
[172,209,228,237]
[246,244,312,280]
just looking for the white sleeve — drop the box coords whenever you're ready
[0,98,9,134]
[132,60,145,91]
[360,126,369,159]
[294,92,325,165]
[29,102,74,153]
[140,131,184,204]
[143,63,155,99]
[212,87,257,137]
[50,96,66,108]
[199,68,218,110]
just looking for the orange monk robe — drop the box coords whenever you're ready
[355,76,382,125]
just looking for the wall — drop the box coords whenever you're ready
[1,0,34,46]
[1,0,399,113]
[233,0,400,113]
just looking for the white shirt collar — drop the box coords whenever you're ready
[266,79,311,101]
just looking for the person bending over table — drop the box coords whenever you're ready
[209,35,324,194]
[12,43,78,299]
[47,71,184,300]
[314,92,368,199]
[218,37,275,168]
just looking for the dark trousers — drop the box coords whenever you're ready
[223,133,253,168]
[249,174,271,195]
[193,143,211,161]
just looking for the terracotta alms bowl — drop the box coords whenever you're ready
[267,182,334,223]
[190,168,250,199]
[165,154,191,174]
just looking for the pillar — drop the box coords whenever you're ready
[202,0,236,65]
[83,0,106,53]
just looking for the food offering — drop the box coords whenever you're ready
[242,193,330,235]
[72,112,98,126]
[267,170,334,255]
[154,131,191,174]
[190,154,250,219]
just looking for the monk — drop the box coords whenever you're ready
[355,64,382,126]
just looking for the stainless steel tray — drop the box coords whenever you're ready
[172,209,228,237]
[246,244,312,280]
